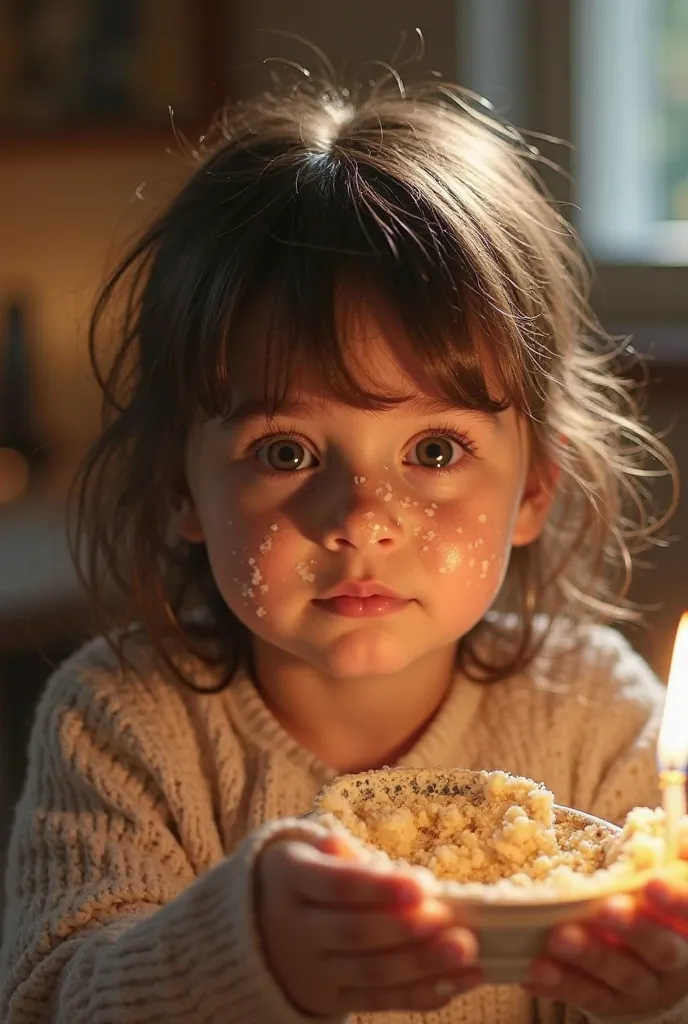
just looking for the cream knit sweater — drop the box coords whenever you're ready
[1,623,686,1024]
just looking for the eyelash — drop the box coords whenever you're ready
[244,426,314,474]
[243,423,479,475]
[414,423,479,468]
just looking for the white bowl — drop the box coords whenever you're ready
[439,805,625,984]
[312,767,680,985]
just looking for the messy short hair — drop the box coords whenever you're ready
[71,69,677,691]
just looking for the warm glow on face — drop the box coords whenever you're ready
[658,613,688,771]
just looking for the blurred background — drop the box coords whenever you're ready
[1,0,687,865]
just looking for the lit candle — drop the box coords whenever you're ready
[658,613,688,861]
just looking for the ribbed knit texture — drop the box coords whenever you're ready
[1,623,686,1023]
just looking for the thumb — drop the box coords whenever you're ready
[315,829,361,861]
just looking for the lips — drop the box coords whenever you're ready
[313,580,410,618]
[319,580,404,601]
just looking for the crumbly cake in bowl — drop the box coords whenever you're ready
[311,767,687,983]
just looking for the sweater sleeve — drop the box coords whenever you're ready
[0,643,344,1024]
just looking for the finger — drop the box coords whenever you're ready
[286,842,428,907]
[595,902,688,974]
[546,923,660,996]
[303,898,455,952]
[316,832,360,861]
[645,878,688,934]
[335,969,484,1015]
[326,927,479,989]
[525,958,625,1018]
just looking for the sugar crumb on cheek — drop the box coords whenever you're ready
[478,513,487,524]
[256,606,267,618]
[296,561,316,582]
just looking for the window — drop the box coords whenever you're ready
[574,0,688,264]
[457,0,688,323]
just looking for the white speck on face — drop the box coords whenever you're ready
[424,508,435,518]
[363,511,375,520]
[383,493,393,502]
[353,475,367,484]
[259,535,273,554]
[421,545,429,552]
[250,563,263,586]
[468,558,475,568]
[260,584,269,593]
[256,606,267,618]
[270,523,278,531]
[439,566,448,574]
[296,562,315,583]
[481,560,490,573]
[413,525,422,536]
[248,558,255,565]
[431,503,438,509]
[478,513,487,524]
[423,531,436,541]
[412,501,419,507]
[456,526,463,534]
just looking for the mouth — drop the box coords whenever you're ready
[313,580,411,618]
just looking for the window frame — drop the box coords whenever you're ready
[457,0,688,326]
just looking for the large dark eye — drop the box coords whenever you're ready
[256,439,316,472]
[408,436,461,469]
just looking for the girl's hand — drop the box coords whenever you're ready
[524,876,688,1018]
[256,831,483,1016]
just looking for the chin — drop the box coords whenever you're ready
[312,630,416,679]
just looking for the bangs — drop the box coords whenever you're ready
[178,155,541,423]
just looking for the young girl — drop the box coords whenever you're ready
[1,66,687,1024]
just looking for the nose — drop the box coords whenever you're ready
[321,496,404,553]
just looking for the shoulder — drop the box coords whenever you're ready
[531,620,664,717]
[33,631,228,750]
[476,618,664,740]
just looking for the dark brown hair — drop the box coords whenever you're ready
[71,69,677,691]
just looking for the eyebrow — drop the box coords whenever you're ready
[220,394,502,429]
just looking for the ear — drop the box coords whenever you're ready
[510,459,558,548]
[175,495,206,544]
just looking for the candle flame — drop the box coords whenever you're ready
[658,613,688,771]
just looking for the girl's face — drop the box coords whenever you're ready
[180,298,554,680]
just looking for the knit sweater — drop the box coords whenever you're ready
[1,622,686,1024]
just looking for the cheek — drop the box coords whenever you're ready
[417,513,509,592]
[206,513,310,621]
